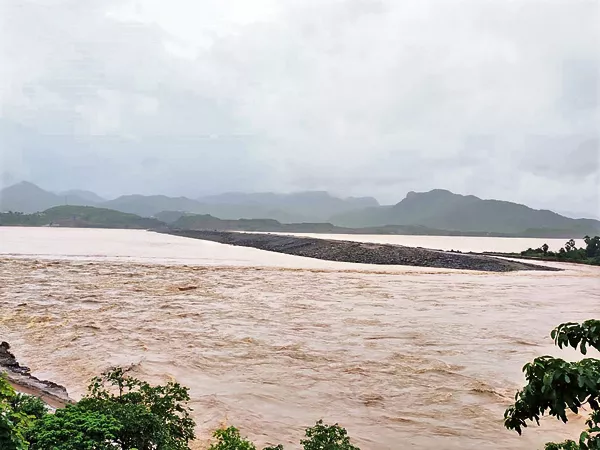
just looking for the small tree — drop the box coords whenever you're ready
[28,405,121,450]
[301,420,360,450]
[504,320,600,449]
[0,374,48,450]
[542,243,550,255]
[27,367,195,450]
[208,421,359,450]
[584,236,600,259]
[208,426,257,450]
[1,374,28,450]
[565,240,576,252]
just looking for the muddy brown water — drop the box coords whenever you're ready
[0,227,598,449]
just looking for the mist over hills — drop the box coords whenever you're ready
[0,182,379,223]
[1,182,599,237]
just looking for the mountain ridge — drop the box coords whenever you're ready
[0,182,380,223]
[331,189,600,235]
[59,189,106,204]
[0,182,94,213]
[1,182,599,237]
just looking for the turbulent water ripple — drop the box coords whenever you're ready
[0,228,598,449]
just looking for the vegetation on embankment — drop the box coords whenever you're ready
[1,366,196,450]
[164,229,560,272]
[485,236,600,266]
[0,206,164,229]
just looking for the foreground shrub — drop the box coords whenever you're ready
[4,366,360,450]
[301,420,360,450]
[26,367,195,450]
[28,405,120,450]
[504,320,600,449]
[208,421,359,450]
[208,426,258,450]
[1,374,47,450]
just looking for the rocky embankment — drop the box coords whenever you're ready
[1,341,70,407]
[164,230,560,272]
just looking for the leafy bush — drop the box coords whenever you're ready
[207,421,360,450]
[301,420,360,450]
[208,426,257,450]
[4,367,360,450]
[28,404,121,450]
[584,236,600,258]
[520,237,600,266]
[1,373,48,450]
[504,320,600,449]
[9,394,48,423]
[1,373,27,450]
[26,367,195,450]
[7,393,47,450]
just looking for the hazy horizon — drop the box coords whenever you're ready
[1,0,598,216]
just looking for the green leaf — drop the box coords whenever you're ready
[505,318,600,447]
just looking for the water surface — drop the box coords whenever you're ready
[0,227,598,449]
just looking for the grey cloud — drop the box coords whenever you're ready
[520,136,599,179]
[0,0,598,214]
[558,58,599,116]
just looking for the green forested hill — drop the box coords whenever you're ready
[0,206,164,229]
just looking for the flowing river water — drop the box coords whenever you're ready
[0,227,598,449]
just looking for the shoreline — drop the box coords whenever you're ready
[480,252,599,267]
[162,230,560,272]
[0,341,71,408]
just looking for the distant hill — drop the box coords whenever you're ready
[154,210,189,224]
[3,183,598,238]
[0,181,62,213]
[102,195,202,218]
[169,213,533,236]
[173,214,284,231]
[59,189,106,204]
[0,182,98,213]
[556,209,600,220]
[0,205,164,229]
[197,191,379,221]
[103,191,379,222]
[87,193,307,222]
[330,189,600,237]
[1,202,597,238]
[189,202,301,223]
[1,183,378,221]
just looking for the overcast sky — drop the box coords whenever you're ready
[1,0,598,214]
